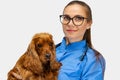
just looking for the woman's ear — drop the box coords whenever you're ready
[86,20,92,29]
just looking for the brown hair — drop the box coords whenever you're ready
[64,0,100,58]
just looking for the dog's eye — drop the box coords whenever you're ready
[37,44,42,48]
[49,42,53,47]
[49,42,54,50]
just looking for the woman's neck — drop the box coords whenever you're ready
[65,37,83,45]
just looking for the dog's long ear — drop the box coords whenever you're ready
[27,40,38,56]
[23,40,43,75]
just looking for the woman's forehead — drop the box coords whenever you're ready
[63,4,87,17]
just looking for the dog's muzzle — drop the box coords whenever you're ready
[45,53,51,61]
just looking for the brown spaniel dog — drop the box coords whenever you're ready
[7,32,61,80]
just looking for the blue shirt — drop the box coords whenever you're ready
[56,38,105,80]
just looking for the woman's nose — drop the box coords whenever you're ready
[68,20,74,26]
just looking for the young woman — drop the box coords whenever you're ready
[10,0,106,80]
[56,0,105,80]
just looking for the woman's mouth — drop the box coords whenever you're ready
[66,30,77,33]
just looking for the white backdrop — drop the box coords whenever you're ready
[0,0,120,80]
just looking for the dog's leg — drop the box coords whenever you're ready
[12,72,22,80]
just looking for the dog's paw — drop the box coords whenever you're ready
[12,72,22,80]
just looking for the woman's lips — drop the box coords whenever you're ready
[66,30,77,33]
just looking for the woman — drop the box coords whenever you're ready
[56,0,105,80]
[11,0,105,80]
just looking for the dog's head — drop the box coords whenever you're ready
[24,32,61,74]
[29,33,56,63]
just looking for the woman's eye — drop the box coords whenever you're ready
[63,16,70,21]
[74,16,84,21]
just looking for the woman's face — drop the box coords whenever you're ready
[62,4,92,43]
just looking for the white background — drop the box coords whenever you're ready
[0,0,120,80]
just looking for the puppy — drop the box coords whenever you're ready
[7,32,61,80]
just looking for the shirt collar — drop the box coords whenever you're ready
[60,37,87,51]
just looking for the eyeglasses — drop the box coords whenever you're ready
[60,15,88,26]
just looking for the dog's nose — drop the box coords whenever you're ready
[45,53,51,58]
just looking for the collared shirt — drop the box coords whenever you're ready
[56,38,105,80]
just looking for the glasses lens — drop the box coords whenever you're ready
[73,16,84,26]
[60,15,70,25]
[60,15,86,26]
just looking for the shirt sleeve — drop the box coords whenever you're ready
[81,51,106,80]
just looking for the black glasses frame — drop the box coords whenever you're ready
[59,15,88,26]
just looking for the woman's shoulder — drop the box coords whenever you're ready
[87,47,105,60]
[55,42,61,48]
[86,47,106,68]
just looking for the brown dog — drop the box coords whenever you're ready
[7,32,61,80]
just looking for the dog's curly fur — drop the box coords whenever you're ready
[7,33,61,80]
